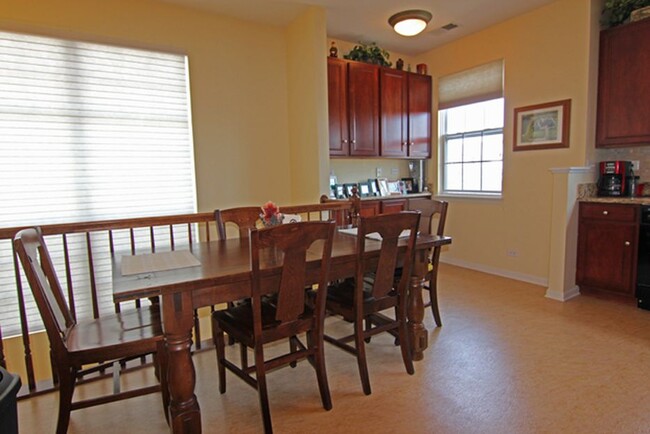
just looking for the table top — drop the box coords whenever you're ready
[112,230,451,304]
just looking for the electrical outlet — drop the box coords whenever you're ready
[376,167,382,177]
[506,249,519,257]
[632,160,640,172]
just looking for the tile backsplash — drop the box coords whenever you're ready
[595,147,650,181]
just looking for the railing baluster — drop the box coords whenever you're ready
[187,223,193,247]
[62,234,77,320]
[150,226,155,253]
[169,224,175,250]
[12,243,36,391]
[109,230,121,314]
[86,233,100,319]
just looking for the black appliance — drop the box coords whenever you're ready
[637,206,650,310]
[597,161,634,197]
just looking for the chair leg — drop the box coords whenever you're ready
[397,302,415,375]
[364,317,372,343]
[212,319,227,394]
[312,331,332,411]
[240,343,248,370]
[289,336,298,368]
[354,320,371,395]
[55,366,76,434]
[156,340,170,424]
[429,279,442,327]
[254,344,273,434]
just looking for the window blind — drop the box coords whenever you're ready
[438,59,504,110]
[0,31,196,336]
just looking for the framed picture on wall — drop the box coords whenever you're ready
[513,99,571,151]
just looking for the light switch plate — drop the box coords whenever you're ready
[376,167,382,177]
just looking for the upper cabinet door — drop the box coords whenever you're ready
[348,62,379,156]
[596,19,650,147]
[380,69,408,157]
[327,58,349,156]
[408,73,432,158]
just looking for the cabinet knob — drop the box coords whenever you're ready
[342,140,348,144]
[602,210,609,215]
[351,140,356,144]
[625,241,631,246]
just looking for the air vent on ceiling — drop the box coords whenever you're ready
[441,23,458,31]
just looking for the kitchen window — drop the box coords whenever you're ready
[438,60,504,196]
[0,31,196,336]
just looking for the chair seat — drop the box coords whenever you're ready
[213,300,314,345]
[326,279,397,321]
[66,306,162,365]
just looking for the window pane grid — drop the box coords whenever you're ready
[440,98,503,195]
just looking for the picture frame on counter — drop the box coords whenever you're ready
[343,183,357,198]
[358,182,371,197]
[387,180,402,195]
[368,179,379,196]
[335,184,346,199]
[513,99,571,151]
[402,177,415,194]
[377,178,389,196]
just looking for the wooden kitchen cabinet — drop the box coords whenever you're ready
[596,18,650,147]
[327,58,349,156]
[327,58,379,156]
[576,202,639,296]
[380,199,407,214]
[359,200,380,217]
[380,69,431,158]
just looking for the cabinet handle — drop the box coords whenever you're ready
[602,210,609,215]
[625,241,631,246]
[401,142,406,150]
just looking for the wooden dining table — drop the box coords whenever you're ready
[112,229,451,434]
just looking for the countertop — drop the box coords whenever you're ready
[580,196,650,205]
[360,192,432,201]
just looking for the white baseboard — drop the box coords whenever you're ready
[440,257,548,287]
[545,286,580,302]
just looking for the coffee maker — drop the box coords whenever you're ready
[408,160,425,193]
[597,161,634,197]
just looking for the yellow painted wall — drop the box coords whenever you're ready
[287,7,330,202]
[416,0,594,282]
[0,0,296,212]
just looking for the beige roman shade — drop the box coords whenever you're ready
[438,59,504,110]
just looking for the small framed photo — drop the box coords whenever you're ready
[387,180,401,195]
[368,179,379,196]
[513,99,571,151]
[401,177,414,194]
[377,178,389,196]
[329,175,338,188]
[343,183,357,198]
[358,182,371,198]
[335,184,346,199]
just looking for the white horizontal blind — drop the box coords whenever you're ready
[0,31,196,336]
[438,60,504,110]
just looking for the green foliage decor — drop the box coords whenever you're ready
[343,42,392,67]
[602,0,650,27]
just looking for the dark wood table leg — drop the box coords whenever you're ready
[162,291,202,434]
[408,249,429,361]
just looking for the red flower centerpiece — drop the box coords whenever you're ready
[260,201,283,227]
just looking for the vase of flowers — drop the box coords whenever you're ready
[260,201,283,227]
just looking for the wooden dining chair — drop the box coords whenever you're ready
[13,227,168,434]
[408,199,449,326]
[211,221,336,434]
[324,211,420,395]
[214,207,261,240]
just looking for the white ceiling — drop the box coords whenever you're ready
[157,0,558,55]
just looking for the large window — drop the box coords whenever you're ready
[0,31,196,336]
[438,60,504,196]
[439,98,504,194]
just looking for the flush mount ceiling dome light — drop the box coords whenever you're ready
[388,9,432,36]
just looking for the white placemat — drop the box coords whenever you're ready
[338,227,413,240]
[121,250,201,276]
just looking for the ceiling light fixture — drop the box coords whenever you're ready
[388,9,433,37]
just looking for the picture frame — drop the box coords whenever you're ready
[335,184,346,199]
[358,182,371,198]
[343,183,358,198]
[368,179,379,197]
[377,178,389,196]
[401,177,415,194]
[513,99,571,151]
[387,180,401,195]
[329,175,338,188]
